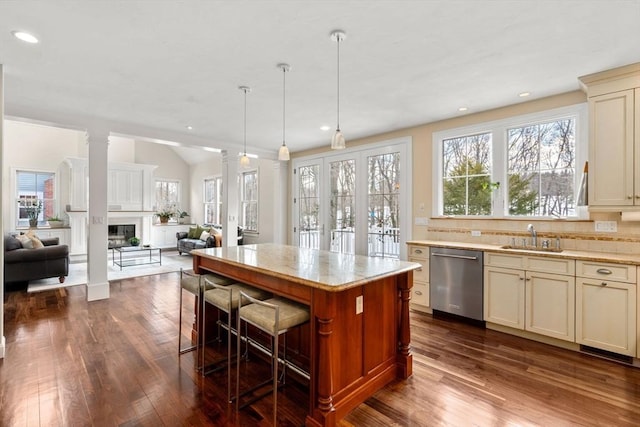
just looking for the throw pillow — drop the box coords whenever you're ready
[25,230,45,249]
[200,231,211,241]
[195,225,210,239]
[187,226,199,239]
[5,234,22,251]
[16,234,33,249]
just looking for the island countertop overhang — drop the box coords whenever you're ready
[191,243,421,292]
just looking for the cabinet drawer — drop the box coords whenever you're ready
[409,257,429,282]
[408,245,428,259]
[576,260,636,283]
[411,281,429,307]
[485,252,525,269]
[526,256,575,275]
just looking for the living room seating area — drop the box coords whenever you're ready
[3,232,69,289]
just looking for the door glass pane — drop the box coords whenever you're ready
[330,159,356,254]
[298,165,320,249]
[368,152,400,258]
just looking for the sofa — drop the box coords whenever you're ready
[176,225,222,255]
[4,232,69,288]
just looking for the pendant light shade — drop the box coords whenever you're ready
[330,30,346,150]
[277,63,291,161]
[239,86,251,168]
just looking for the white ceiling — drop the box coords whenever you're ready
[1,0,639,161]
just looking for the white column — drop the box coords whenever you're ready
[86,127,110,301]
[272,161,288,244]
[220,150,239,247]
[0,64,6,358]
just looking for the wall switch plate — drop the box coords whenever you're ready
[471,230,482,237]
[414,217,428,226]
[355,295,363,314]
[595,221,617,232]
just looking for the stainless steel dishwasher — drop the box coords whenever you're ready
[430,247,484,321]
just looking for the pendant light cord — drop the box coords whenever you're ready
[336,35,340,131]
[243,88,247,155]
[282,66,286,146]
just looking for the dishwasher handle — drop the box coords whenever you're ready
[431,252,478,261]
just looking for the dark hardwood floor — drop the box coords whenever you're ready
[2,273,640,426]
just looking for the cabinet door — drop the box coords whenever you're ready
[576,279,637,356]
[484,267,525,330]
[525,272,575,342]
[589,89,635,206]
[409,255,429,311]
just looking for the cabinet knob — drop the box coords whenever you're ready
[415,290,423,296]
[628,195,633,199]
[526,277,531,281]
[416,267,422,272]
[596,268,612,275]
[519,277,524,281]
[415,249,423,254]
[601,282,608,286]
[636,195,640,199]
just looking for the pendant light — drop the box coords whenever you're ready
[239,86,251,168]
[330,30,346,150]
[277,63,291,161]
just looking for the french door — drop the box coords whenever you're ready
[293,138,410,259]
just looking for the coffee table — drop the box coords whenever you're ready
[112,245,161,270]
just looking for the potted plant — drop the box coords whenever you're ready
[47,215,64,228]
[156,209,174,224]
[22,199,43,228]
[177,210,190,224]
[129,236,140,246]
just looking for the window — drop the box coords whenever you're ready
[433,104,587,219]
[240,170,258,232]
[16,170,56,227]
[204,177,223,225]
[368,152,400,258]
[155,179,180,222]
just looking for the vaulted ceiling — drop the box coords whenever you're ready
[1,1,639,160]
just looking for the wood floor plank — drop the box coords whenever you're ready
[3,272,640,426]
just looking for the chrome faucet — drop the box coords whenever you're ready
[527,223,537,247]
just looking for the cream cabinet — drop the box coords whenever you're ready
[579,63,640,209]
[408,245,430,312]
[576,261,637,357]
[35,228,70,246]
[484,252,575,342]
[150,224,193,249]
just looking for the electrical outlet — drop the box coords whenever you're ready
[595,221,617,232]
[471,230,482,237]
[355,295,363,314]
[414,217,428,226]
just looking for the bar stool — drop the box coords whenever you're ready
[235,293,310,425]
[178,268,234,361]
[201,278,271,402]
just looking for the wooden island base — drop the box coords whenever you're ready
[192,244,419,426]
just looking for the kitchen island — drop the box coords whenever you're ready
[191,243,421,427]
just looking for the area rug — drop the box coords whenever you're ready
[27,251,194,293]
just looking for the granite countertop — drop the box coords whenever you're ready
[407,240,640,266]
[192,243,421,291]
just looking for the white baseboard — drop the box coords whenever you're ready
[0,336,5,359]
[87,282,110,301]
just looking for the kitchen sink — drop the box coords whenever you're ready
[499,245,563,253]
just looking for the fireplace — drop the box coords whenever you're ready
[108,224,135,248]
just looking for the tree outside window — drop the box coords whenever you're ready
[204,177,223,225]
[442,133,492,216]
[240,171,258,232]
[155,179,180,222]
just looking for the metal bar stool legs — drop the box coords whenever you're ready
[201,280,271,404]
[235,293,310,426]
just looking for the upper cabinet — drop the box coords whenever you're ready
[579,63,640,210]
[60,157,158,212]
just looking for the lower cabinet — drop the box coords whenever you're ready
[484,253,575,343]
[36,228,70,246]
[408,245,430,312]
[576,277,637,357]
[150,224,193,249]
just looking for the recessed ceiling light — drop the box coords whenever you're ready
[203,147,221,153]
[519,92,531,98]
[458,107,468,112]
[12,31,38,44]
[320,125,331,131]
[186,125,193,130]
